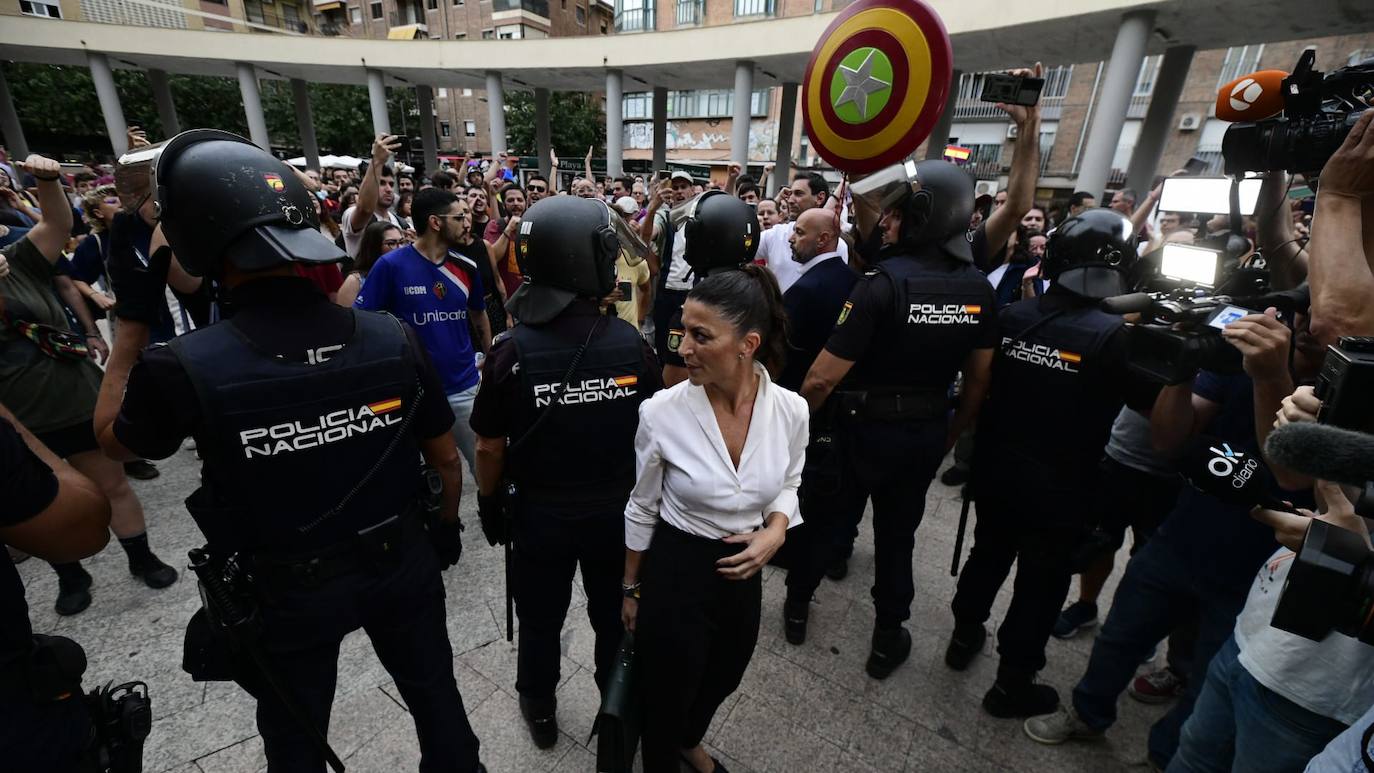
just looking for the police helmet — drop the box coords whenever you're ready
[154,129,344,278]
[1042,207,1139,300]
[867,160,974,261]
[508,195,618,324]
[682,190,759,277]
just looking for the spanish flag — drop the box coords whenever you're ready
[1059,351,1082,364]
[613,376,639,387]
[367,398,403,415]
[943,145,972,161]
[963,305,982,314]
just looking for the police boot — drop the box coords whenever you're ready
[119,533,178,589]
[519,694,559,749]
[53,561,93,616]
[944,621,987,671]
[783,597,809,646]
[982,666,1060,719]
[864,625,911,680]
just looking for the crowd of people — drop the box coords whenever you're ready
[2,72,1373,773]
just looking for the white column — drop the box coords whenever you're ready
[0,67,29,161]
[1076,10,1155,199]
[651,86,668,171]
[924,68,960,160]
[605,69,624,179]
[485,71,507,155]
[366,68,391,136]
[415,85,439,173]
[291,78,321,171]
[147,68,180,137]
[772,82,798,195]
[87,51,128,156]
[731,60,754,165]
[236,62,270,150]
[1126,45,1196,194]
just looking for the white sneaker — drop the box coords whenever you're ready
[1023,705,1103,745]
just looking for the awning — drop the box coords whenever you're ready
[387,24,426,40]
[312,1,343,10]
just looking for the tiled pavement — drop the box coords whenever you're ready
[18,447,1172,772]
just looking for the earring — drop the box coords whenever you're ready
[738,353,745,360]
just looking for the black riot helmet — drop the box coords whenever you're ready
[682,190,760,277]
[858,159,974,261]
[154,129,344,278]
[508,195,619,324]
[1042,207,1139,300]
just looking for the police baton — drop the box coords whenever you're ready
[950,484,971,577]
[504,481,516,643]
[188,549,346,773]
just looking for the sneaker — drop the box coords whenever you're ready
[865,626,911,680]
[1051,601,1099,639]
[1129,667,1185,705]
[940,466,970,486]
[944,622,986,671]
[55,564,93,616]
[783,598,809,646]
[824,555,849,581]
[123,460,160,480]
[519,694,559,749]
[1023,705,1104,745]
[983,681,1059,719]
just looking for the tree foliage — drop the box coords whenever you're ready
[504,91,605,159]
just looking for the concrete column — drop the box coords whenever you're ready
[236,62,270,150]
[366,68,390,137]
[772,82,799,195]
[485,71,507,155]
[1125,45,1195,194]
[652,86,668,171]
[535,88,552,180]
[415,85,439,174]
[1076,10,1154,199]
[605,69,624,179]
[291,78,321,171]
[147,68,180,137]
[924,68,961,160]
[87,51,128,156]
[0,67,29,161]
[731,60,754,165]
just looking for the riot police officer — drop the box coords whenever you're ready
[469,195,662,749]
[944,208,1159,718]
[659,189,760,385]
[93,130,485,772]
[801,160,998,679]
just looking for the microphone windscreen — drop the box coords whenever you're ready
[1100,292,1154,315]
[1266,422,1374,488]
[1215,70,1288,122]
[1181,436,1277,509]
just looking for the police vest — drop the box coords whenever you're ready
[857,251,994,393]
[509,316,649,508]
[974,296,1125,493]
[168,310,422,554]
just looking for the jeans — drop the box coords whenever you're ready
[1168,636,1349,773]
[1072,530,1254,768]
[446,385,479,481]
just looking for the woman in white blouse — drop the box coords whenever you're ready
[622,265,808,773]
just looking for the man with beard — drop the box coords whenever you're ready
[754,173,850,294]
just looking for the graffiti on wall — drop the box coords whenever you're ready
[624,120,779,160]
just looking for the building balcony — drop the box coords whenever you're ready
[493,0,551,16]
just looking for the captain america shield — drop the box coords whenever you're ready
[802,0,953,174]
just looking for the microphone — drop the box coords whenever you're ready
[1180,436,1300,513]
[1266,422,1374,488]
[1215,70,1288,122]
[1100,292,1154,315]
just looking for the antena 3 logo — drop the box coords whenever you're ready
[238,398,403,458]
[1208,443,1259,489]
[1001,337,1083,373]
[534,376,638,408]
[908,303,982,325]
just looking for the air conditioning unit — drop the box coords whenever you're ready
[1006,123,1019,139]
[975,180,1001,197]
[1178,113,1202,131]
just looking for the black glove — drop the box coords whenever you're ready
[106,213,172,325]
[477,492,507,547]
[428,516,463,570]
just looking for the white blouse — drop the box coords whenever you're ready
[624,362,809,552]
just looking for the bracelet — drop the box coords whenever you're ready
[621,581,641,599]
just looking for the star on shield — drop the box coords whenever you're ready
[834,49,892,121]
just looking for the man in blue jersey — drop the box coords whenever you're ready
[355,188,491,479]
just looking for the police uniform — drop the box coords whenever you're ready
[110,130,484,772]
[946,208,1160,718]
[469,195,662,748]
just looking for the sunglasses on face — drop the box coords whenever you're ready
[527,185,547,192]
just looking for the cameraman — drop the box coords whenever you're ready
[1308,110,1374,342]
[0,404,112,772]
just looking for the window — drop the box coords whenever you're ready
[614,0,654,32]
[814,0,824,10]
[1218,45,1265,87]
[462,88,473,96]
[454,0,464,4]
[600,21,607,33]
[644,88,772,119]
[1040,65,1073,100]
[1134,55,1162,96]
[19,0,62,17]
[733,0,773,16]
[675,0,702,25]
[622,92,652,119]
[481,28,494,38]
[496,23,522,37]
[437,87,448,98]
[245,0,266,23]
[441,121,452,138]
[1193,119,1229,174]
[428,0,438,7]
[370,0,383,18]
[282,1,300,26]
[350,5,362,23]
[464,121,477,138]
[455,31,466,38]
[576,5,586,24]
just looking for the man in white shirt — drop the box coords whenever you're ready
[756,172,849,294]
[641,171,698,357]
[341,134,404,258]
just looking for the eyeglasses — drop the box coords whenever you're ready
[527,185,547,192]
[382,239,405,248]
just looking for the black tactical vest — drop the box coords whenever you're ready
[974,296,1125,493]
[509,316,649,508]
[169,310,421,554]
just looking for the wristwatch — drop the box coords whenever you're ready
[621,582,641,600]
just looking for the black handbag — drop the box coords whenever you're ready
[593,631,641,773]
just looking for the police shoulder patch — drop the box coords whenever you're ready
[666,329,684,354]
[836,301,853,326]
[492,330,512,347]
